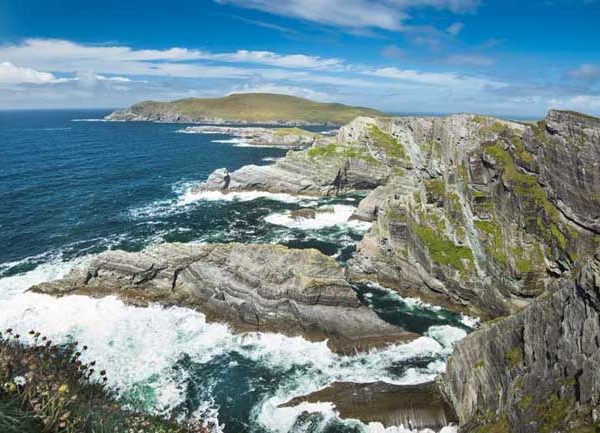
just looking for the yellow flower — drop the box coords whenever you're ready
[58,384,69,394]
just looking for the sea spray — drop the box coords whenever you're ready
[0,262,465,433]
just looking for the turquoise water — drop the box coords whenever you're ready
[0,110,469,433]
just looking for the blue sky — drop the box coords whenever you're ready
[0,0,599,116]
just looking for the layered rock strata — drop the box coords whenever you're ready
[31,243,414,353]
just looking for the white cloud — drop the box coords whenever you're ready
[228,83,334,101]
[547,95,600,113]
[217,0,406,31]
[364,66,505,89]
[445,22,464,35]
[566,64,600,82]
[210,50,344,70]
[446,54,495,66]
[216,0,481,31]
[0,39,343,75]
[0,62,67,84]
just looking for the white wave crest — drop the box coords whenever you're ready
[264,205,371,231]
[179,189,303,205]
[0,258,463,432]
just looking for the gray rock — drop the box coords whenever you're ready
[32,243,414,353]
[440,249,600,432]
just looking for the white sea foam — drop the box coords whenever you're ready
[264,205,371,231]
[262,157,284,162]
[212,138,248,145]
[0,258,464,432]
[179,189,303,205]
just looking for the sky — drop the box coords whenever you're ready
[0,0,599,117]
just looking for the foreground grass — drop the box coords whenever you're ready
[0,329,208,433]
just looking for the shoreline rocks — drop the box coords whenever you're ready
[280,381,457,430]
[179,125,330,148]
[31,243,416,354]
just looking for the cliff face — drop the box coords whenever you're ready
[199,111,600,319]
[344,112,600,319]
[440,249,600,432]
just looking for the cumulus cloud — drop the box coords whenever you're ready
[0,38,598,117]
[0,62,67,84]
[0,39,344,76]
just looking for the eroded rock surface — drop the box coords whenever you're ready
[281,381,457,430]
[32,243,414,353]
[440,249,600,432]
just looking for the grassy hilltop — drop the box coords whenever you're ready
[116,93,383,125]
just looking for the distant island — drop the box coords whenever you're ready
[105,93,383,125]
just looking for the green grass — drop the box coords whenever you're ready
[483,143,568,250]
[412,223,474,272]
[505,346,523,367]
[368,125,407,159]
[272,127,320,137]
[129,93,383,125]
[475,219,508,267]
[0,329,207,433]
[306,143,379,163]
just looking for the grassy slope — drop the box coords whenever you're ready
[129,93,383,124]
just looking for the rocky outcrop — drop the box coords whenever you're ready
[195,111,600,318]
[198,139,391,195]
[281,381,457,430]
[535,110,600,234]
[346,112,600,319]
[31,243,414,353]
[440,249,600,432]
[179,126,329,148]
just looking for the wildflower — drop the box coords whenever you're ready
[13,375,27,386]
[58,383,69,393]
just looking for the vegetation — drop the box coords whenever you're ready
[505,346,523,367]
[272,127,320,137]
[306,143,379,163]
[0,329,207,433]
[368,125,407,160]
[483,143,568,250]
[475,219,508,267]
[412,223,474,273]
[129,93,383,125]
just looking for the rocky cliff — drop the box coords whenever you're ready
[195,109,600,430]
[31,243,413,353]
[201,110,600,319]
[440,249,600,432]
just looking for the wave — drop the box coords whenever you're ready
[0,260,465,432]
[264,205,371,231]
[179,189,304,206]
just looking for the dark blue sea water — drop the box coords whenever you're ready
[0,110,470,433]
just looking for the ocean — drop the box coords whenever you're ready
[0,110,471,433]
